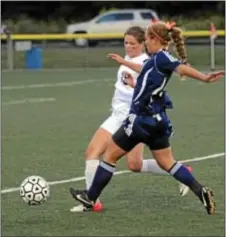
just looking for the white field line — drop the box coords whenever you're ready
[2,97,56,105]
[1,152,224,195]
[2,78,113,90]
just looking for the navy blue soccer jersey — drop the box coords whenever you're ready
[130,50,182,116]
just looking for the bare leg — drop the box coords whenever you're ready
[84,128,112,190]
[125,143,144,172]
[125,143,169,175]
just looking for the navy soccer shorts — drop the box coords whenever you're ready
[112,113,171,152]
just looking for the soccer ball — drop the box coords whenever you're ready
[20,175,50,205]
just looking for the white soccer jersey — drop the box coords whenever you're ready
[100,53,149,134]
[112,53,149,103]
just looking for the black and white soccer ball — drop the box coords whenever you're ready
[20,176,50,205]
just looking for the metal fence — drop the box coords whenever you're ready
[1,31,225,71]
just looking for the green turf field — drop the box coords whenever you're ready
[1,48,225,236]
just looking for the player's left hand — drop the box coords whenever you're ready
[204,70,225,83]
[122,71,136,88]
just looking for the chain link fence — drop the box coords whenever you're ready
[1,37,225,70]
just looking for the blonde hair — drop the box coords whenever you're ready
[147,21,188,80]
[147,21,187,63]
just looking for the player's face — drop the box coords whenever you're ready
[145,33,161,54]
[124,35,143,58]
[145,32,156,54]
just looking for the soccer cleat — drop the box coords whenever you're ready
[69,187,94,210]
[199,187,215,215]
[70,204,91,212]
[185,165,193,173]
[70,201,103,213]
[179,165,193,197]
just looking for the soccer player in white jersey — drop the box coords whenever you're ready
[70,26,191,213]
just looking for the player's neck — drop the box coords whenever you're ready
[152,47,164,54]
[127,52,143,59]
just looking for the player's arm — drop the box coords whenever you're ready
[175,64,224,83]
[108,53,142,73]
[121,60,142,73]
[158,52,224,83]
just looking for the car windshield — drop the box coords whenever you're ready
[96,13,134,23]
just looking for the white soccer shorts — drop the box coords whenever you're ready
[100,100,130,134]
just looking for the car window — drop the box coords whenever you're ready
[115,13,134,21]
[140,12,156,20]
[96,14,117,23]
[96,13,134,23]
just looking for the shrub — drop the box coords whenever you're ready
[2,13,225,34]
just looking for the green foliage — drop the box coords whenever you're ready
[99,7,118,14]
[2,13,225,34]
[162,14,225,30]
[3,15,67,34]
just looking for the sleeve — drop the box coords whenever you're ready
[126,55,148,80]
[156,52,181,73]
[142,54,149,64]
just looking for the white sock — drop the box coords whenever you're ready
[141,159,169,175]
[85,159,100,202]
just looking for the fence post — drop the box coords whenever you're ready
[210,22,217,71]
[210,36,215,71]
[6,32,14,70]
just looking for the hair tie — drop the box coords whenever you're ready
[166,21,176,31]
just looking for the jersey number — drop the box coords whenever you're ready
[124,114,136,137]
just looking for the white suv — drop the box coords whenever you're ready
[66,9,159,47]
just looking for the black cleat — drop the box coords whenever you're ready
[69,187,94,210]
[199,187,216,215]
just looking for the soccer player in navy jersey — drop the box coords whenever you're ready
[69,21,224,215]
[70,26,191,213]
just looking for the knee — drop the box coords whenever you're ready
[103,143,126,165]
[84,145,99,160]
[127,161,142,172]
[155,157,174,172]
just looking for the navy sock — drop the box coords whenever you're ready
[169,162,202,197]
[88,161,115,202]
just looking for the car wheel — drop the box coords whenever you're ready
[74,38,88,47]
[73,32,98,47]
[72,31,88,47]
